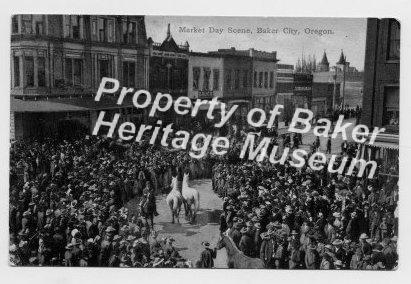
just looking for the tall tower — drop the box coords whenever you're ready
[318,50,330,72]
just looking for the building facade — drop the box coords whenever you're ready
[313,51,364,110]
[10,15,150,140]
[147,24,189,125]
[361,18,400,177]
[275,64,294,123]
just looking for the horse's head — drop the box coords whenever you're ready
[216,233,227,250]
[216,236,225,250]
[183,172,190,182]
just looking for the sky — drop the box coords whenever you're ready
[145,16,367,70]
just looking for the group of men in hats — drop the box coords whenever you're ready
[212,132,398,270]
[9,136,193,267]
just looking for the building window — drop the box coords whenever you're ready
[13,56,20,87]
[213,69,219,91]
[234,70,240,89]
[99,59,111,81]
[383,87,399,129]
[387,20,400,60]
[123,21,136,44]
[25,56,34,87]
[123,61,136,87]
[92,20,97,36]
[226,70,232,90]
[264,72,268,88]
[269,71,274,88]
[65,15,81,39]
[65,58,83,87]
[172,68,183,89]
[258,72,263,88]
[33,15,44,35]
[254,71,257,88]
[203,68,211,91]
[12,16,19,34]
[225,70,233,90]
[243,70,248,88]
[21,15,32,34]
[98,18,107,42]
[192,67,200,90]
[107,20,114,42]
[38,57,46,87]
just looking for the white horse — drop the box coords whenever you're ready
[182,171,200,223]
[166,176,183,224]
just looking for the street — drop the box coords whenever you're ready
[125,179,228,268]
[279,117,357,157]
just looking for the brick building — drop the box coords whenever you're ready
[360,18,400,177]
[10,15,150,140]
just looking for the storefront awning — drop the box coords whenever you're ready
[198,102,223,110]
[11,96,136,113]
[11,98,89,112]
[367,141,399,150]
[227,100,250,105]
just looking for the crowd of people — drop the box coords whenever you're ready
[9,136,193,267]
[9,109,399,270]
[212,131,398,270]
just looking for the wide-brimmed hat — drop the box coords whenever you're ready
[324,244,333,251]
[332,239,343,246]
[290,230,299,236]
[359,233,368,240]
[105,226,116,233]
[334,260,343,266]
[240,227,248,234]
[126,235,136,242]
[113,235,122,241]
[202,241,210,247]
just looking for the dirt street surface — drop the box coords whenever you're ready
[126,179,228,268]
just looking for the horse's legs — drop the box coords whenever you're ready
[170,205,175,224]
[183,200,188,216]
[176,205,181,224]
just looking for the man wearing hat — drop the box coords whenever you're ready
[239,225,254,257]
[229,221,242,248]
[359,233,372,256]
[259,231,275,268]
[305,243,319,269]
[198,241,217,268]
[320,245,335,270]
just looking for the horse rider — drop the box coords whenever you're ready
[140,181,158,228]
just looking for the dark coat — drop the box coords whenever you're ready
[260,238,275,266]
[239,232,254,257]
[199,248,217,268]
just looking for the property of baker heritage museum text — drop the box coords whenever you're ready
[10,15,399,269]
